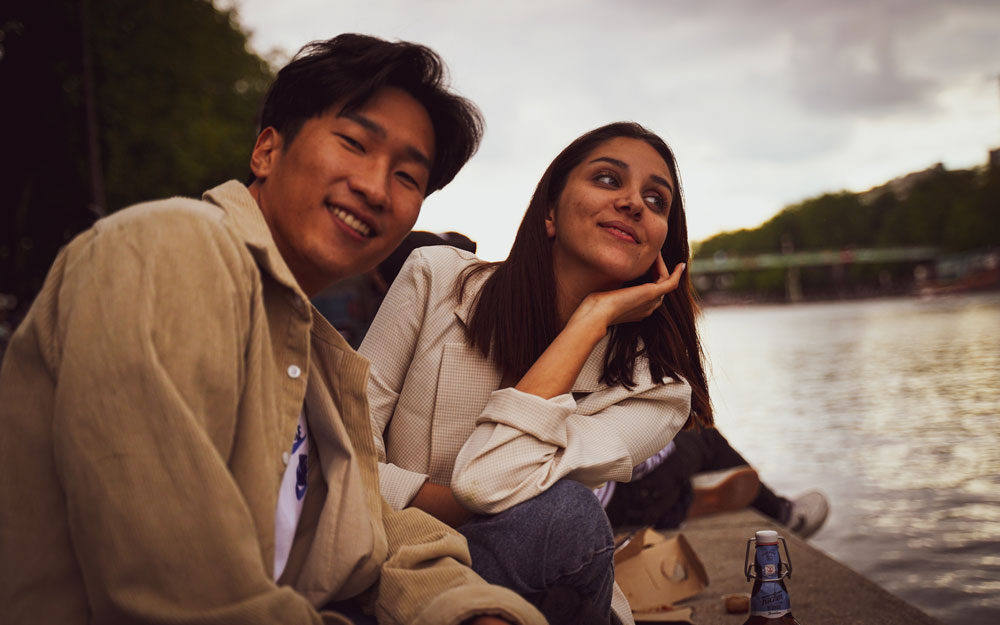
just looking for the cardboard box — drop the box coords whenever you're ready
[614,528,709,623]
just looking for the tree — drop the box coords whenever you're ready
[1,0,273,325]
[694,161,999,258]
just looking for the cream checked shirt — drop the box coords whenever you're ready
[359,246,692,515]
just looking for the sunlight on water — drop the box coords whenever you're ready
[699,293,1000,625]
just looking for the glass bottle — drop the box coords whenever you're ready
[741,529,801,624]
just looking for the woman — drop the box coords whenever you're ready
[359,122,713,624]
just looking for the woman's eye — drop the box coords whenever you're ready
[595,172,620,186]
[644,194,667,212]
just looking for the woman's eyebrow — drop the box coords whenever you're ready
[650,174,674,193]
[588,156,627,169]
[588,156,674,192]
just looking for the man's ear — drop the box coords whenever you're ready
[250,127,283,180]
[544,206,556,239]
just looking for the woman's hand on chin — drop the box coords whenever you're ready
[573,255,685,331]
[515,256,684,400]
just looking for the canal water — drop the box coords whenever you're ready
[699,292,1000,625]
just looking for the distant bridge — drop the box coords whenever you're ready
[690,247,940,273]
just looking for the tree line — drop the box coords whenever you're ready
[695,158,1000,258]
[691,157,1000,300]
[1,0,273,327]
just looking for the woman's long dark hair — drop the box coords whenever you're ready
[460,122,712,429]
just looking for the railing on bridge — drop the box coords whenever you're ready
[690,246,940,273]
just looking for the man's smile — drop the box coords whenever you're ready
[326,203,375,238]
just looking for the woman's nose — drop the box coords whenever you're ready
[614,193,643,218]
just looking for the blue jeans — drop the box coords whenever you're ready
[459,480,615,625]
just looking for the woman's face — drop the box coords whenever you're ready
[546,136,674,290]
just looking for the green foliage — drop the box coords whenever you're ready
[729,268,785,297]
[92,0,272,209]
[695,163,999,258]
[1,0,273,309]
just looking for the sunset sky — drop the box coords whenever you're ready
[227,0,1000,260]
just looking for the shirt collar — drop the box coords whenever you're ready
[202,180,305,298]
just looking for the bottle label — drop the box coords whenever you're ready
[750,543,791,617]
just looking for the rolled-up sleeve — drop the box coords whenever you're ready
[378,462,432,511]
[451,380,691,514]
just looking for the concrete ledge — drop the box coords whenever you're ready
[658,509,943,625]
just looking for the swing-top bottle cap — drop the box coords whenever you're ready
[755,530,779,545]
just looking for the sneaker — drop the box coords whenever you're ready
[687,466,760,519]
[786,491,830,538]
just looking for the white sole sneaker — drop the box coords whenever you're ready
[787,491,830,538]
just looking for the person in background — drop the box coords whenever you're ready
[599,428,830,538]
[0,33,544,625]
[361,121,712,625]
[313,230,475,349]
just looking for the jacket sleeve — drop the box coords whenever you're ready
[375,499,546,625]
[450,379,691,514]
[49,209,326,624]
[359,250,434,509]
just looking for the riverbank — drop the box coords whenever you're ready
[698,293,1000,624]
[665,508,943,624]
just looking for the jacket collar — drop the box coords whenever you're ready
[452,266,609,393]
[202,180,306,299]
[452,265,491,328]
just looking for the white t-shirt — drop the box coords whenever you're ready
[593,440,676,507]
[274,409,309,579]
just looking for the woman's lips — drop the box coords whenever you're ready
[599,221,638,243]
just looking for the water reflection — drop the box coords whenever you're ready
[700,293,1000,625]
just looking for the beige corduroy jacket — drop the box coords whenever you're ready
[0,181,543,625]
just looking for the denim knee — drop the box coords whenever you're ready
[527,480,615,558]
[459,479,615,614]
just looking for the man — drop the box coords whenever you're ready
[0,34,543,625]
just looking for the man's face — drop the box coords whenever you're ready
[249,87,435,296]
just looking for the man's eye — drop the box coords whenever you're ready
[337,134,365,152]
[396,171,420,189]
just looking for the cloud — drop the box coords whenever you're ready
[230,0,1000,249]
[785,9,938,116]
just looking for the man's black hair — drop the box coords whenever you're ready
[250,33,484,194]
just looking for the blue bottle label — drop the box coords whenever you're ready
[750,544,791,617]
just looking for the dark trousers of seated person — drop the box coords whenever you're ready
[459,480,615,625]
[604,427,789,529]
